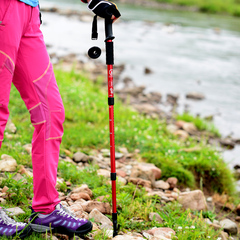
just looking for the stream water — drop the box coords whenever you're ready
[40,0,240,181]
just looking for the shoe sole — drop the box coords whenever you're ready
[30,221,93,236]
[17,226,33,239]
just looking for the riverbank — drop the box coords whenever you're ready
[116,0,240,17]
[1,67,240,239]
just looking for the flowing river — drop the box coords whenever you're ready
[40,0,240,176]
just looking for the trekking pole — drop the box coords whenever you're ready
[105,18,118,238]
[88,17,118,237]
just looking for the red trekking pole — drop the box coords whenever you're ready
[88,17,118,237]
[105,18,118,237]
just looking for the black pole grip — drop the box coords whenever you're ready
[106,41,114,65]
[105,18,115,41]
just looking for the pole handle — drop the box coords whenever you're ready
[105,18,115,41]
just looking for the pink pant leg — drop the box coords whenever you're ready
[0,0,65,213]
[0,0,19,148]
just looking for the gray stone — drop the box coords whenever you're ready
[113,234,145,240]
[178,190,207,211]
[6,119,17,133]
[166,124,179,134]
[220,219,238,235]
[186,92,205,100]
[6,207,25,216]
[23,144,32,154]
[155,180,170,190]
[89,208,112,227]
[0,155,17,172]
[73,152,89,163]
[149,212,163,224]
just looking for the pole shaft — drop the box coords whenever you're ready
[108,62,117,214]
[107,39,118,236]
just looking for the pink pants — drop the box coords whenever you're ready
[0,0,65,214]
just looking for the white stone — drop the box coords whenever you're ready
[89,208,112,227]
[6,207,25,216]
[0,155,17,172]
[220,219,238,235]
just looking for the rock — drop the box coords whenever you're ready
[166,124,179,134]
[12,173,24,182]
[147,91,162,103]
[149,212,163,224]
[220,219,238,235]
[147,191,165,198]
[73,152,89,163]
[182,122,197,134]
[89,208,113,228]
[116,86,146,97]
[209,223,222,230]
[132,103,160,114]
[155,180,170,190]
[18,165,33,177]
[175,120,185,128]
[0,198,6,204]
[2,186,9,193]
[174,130,189,140]
[236,204,240,216]
[219,138,235,149]
[133,163,161,180]
[219,231,228,240]
[97,169,110,178]
[178,190,207,211]
[70,192,91,201]
[236,216,240,222]
[23,144,32,154]
[117,176,127,185]
[166,177,178,189]
[72,184,93,198]
[6,207,25,216]
[103,151,124,159]
[147,227,176,239]
[128,177,152,188]
[144,67,153,74]
[113,234,145,240]
[81,201,111,215]
[68,203,83,213]
[167,93,179,105]
[0,155,17,172]
[5,119,17,133]
[116,170,127,178]
[130,167,155,186]
[186,92,205,100]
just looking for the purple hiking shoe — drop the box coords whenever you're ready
[0,207,32,238]
[30,203,92,236]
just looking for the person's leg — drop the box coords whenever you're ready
[0,0,33,237]
[12,4,65,214]
[17,5,92,236]
[0,0,21,148]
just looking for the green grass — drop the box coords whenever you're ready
[154,0,240,16]
[0,67,237,239]
[1,68,235,194]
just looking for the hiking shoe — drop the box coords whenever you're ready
[30,203,92,236]
[0,207,32,238]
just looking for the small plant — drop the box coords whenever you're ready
[0,173,33,205]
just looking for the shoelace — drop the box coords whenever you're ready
[56,204,84,221]
[0,209,25,227]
